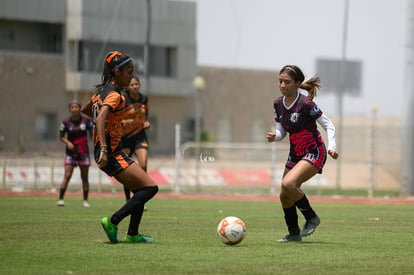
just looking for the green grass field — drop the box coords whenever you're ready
[1,195,413,274]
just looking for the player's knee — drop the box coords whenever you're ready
[281,179,297,194]
[140,185,159,203]
[279,192,289,202]
[150,185,159,196]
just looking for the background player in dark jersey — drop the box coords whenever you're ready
[121,76,150,204]
[57,99,93,207]
[266,65,339,243]
[81,51,158,243]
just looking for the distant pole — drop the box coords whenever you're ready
[401,0,414,195]
[144,0,151,95]
[50,160,55,191]
[192,76,206,192]
[74,32,79,99]
[335,0,349,193]
[2,160,6,190]
[368,106,378,198]
[174,123,181,194]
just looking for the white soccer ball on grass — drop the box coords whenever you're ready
[217,216,246,245]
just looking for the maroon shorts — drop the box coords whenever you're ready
[64,153,91,166]
[285,143,327,174]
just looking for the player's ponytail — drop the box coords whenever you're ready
[300,75,321,100]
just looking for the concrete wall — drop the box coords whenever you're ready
[0,0,198,156]
[148,95,194,155]
[0,54,67,152]
[66,0,197,95]
[0,0,65,23]
[199,67,280,143]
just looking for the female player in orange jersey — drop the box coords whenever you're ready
[81,51,158,243]
[121,75,151,203]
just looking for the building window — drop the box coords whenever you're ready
[35,112,57,141]
[73,42,177,78]
[48,31,62,53]
[186,117,206,142]
[166,47,177,77]
[0,19,62,53]
[149,46,177,77]
[0,29,14,41]
[186,118,196,142]
[217,116,232,142]
[77,41,144,73]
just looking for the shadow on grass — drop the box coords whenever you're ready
[299,241,343,245]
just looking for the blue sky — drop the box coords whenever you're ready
[193,0,408,117]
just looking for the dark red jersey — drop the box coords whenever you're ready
[273,93,324,157]
[59,116,92,155]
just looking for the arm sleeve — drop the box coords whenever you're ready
[103,91,121,111]
[317,114,336,151]
[274,122,287,141]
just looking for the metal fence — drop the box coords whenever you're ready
[0,116,403,197]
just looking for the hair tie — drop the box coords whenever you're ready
[106,51,122,63]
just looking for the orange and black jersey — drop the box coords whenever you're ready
[121,92,149,138]
[90,84,125,152]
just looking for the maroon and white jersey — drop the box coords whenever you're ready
[273,93,325,157]
[59,116,93,155]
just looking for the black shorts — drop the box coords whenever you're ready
[94,145,134,177]
[121,130,148,156]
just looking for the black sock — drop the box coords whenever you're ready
[127,203,145,236]
[83,190,89,201]
[282,205,300,235]
[110,186,158,226]
[59,188,66,200]
[295,195,317,221]
[124,186,131,201]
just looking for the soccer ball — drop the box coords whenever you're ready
[217,216,246,245]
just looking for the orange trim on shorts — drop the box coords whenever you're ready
[114,153,131,170]
[99,151,134,177]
